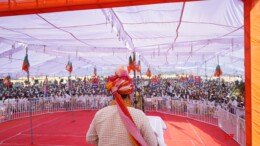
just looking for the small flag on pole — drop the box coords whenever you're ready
[136,60,141,73]
[146,68,152,78]
[22,54,30,72]
[66,61,73,73]
[127,56,134,73]
[214,65,222,77]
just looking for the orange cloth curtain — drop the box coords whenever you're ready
[245,0,260,145]
[248,0,260,145]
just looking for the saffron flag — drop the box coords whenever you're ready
[127,55,141,73]
[127,56,134,73]
[146,68,152,78]
[22,54,30,72]
[214,65,222,77]
[66,61,73,73]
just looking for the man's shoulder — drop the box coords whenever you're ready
[95,106,146,118]
[95,106,116,115]
[127,107,146,117]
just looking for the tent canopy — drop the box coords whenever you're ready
[0,0,244,77]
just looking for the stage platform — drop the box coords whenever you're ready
[0,110,239,146]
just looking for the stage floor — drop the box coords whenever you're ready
[0,110,239,146]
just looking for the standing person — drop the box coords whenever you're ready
[86,67,158,146]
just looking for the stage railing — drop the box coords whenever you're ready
[0,97,110,123]
[0,97,245,146]
[144,98,245,146]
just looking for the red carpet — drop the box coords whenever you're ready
[0,110,239,146]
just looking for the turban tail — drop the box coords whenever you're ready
[106,67,147,146]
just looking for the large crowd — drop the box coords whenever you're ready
[143,77,244,108]
[0,75,245,118]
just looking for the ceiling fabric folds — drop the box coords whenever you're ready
[0,0,244,77]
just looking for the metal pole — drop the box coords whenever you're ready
[27,71,30,83]
[27,67,32,141]
[217,56,221,87]
[29,99,34,145]
[133,52,137,95]
[26,47,30,83]
[138,57,145,112]
[7,98,10,120]
[205,61,207,79]
[132,52,137,109]
[69,73,75,123]
[197,66,199,75]
[171,96,173,112]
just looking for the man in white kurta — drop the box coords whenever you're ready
[86,105,158,146]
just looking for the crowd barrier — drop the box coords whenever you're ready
[144,98,245,146]
[0,96,245,146]
[0,96,111,123]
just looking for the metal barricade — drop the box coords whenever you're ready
[0,96,111,123]
[237,117,246,146]
[217,108,245,146]
[218,108,237,138]
[187,102,218,125]
[1,96,246,146]
[144,98,245,145]
[165,100,187,117]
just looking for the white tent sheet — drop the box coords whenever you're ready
[0,0,244,77]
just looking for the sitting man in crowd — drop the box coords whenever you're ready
[86,67,158,146]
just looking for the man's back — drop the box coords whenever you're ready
[87,105,158,146]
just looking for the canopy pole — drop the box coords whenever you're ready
[29,98,34,145]
[217,55,220,87]
[68,56,75,123]
[205,61,207,79]
[26,47,30,83]
[196,65,199,75]
[27,71,30,83]
[139,55,144,112]
[133,52,137,99]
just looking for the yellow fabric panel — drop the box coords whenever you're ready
[251,1,260,145]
